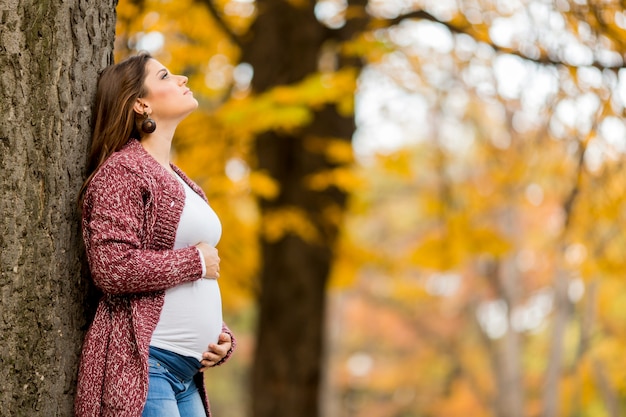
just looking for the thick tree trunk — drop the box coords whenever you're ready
[250,108,354,417]
[241,1,366,416]
[0,0,115,415]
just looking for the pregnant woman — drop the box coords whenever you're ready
[75,52,235,417]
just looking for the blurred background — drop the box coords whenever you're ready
[115,1,626,416]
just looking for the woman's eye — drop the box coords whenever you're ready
[161,72,169,79]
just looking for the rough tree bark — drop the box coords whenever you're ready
[238,1,367,416]
[0,0,115,415]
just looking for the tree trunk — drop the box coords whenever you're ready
[0,0,115,415]
[495,256,524,417]
[541,270,571,417]
[240,1,367,416]
[250,109,353,417]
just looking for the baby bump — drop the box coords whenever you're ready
[151,278,223,360]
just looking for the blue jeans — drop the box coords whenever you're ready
[142,357,206,417]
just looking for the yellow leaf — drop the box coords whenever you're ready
[248,170,280,199]
[305,167,364,192]
[261,207,321,244]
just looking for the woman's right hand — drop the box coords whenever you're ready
[195,242,220,279]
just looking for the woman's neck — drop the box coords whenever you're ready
[140,130,175,171]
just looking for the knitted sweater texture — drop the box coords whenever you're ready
[75,139,235,417]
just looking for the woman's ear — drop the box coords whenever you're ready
[133,99,148,116]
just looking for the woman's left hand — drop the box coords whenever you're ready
[199,332,233,372]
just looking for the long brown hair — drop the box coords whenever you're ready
[78,52,152,204]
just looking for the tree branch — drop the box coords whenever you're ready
[376,9,626,71]
[194,0,243,49]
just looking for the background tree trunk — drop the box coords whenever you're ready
[0,0,115,415]
[241,1,367,416]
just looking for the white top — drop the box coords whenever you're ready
[150,173,223,360]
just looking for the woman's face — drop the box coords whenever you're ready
[140,58,198,123]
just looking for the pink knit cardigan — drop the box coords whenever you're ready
[75,139,235,417]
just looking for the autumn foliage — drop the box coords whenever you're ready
[116,1,626,416]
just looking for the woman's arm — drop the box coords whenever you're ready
[83,163,204,294]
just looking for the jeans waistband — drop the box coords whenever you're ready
[149,346,201,382]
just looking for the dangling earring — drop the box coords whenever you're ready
[141,112,156,134]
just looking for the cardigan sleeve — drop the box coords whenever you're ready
[83,162,204,295]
